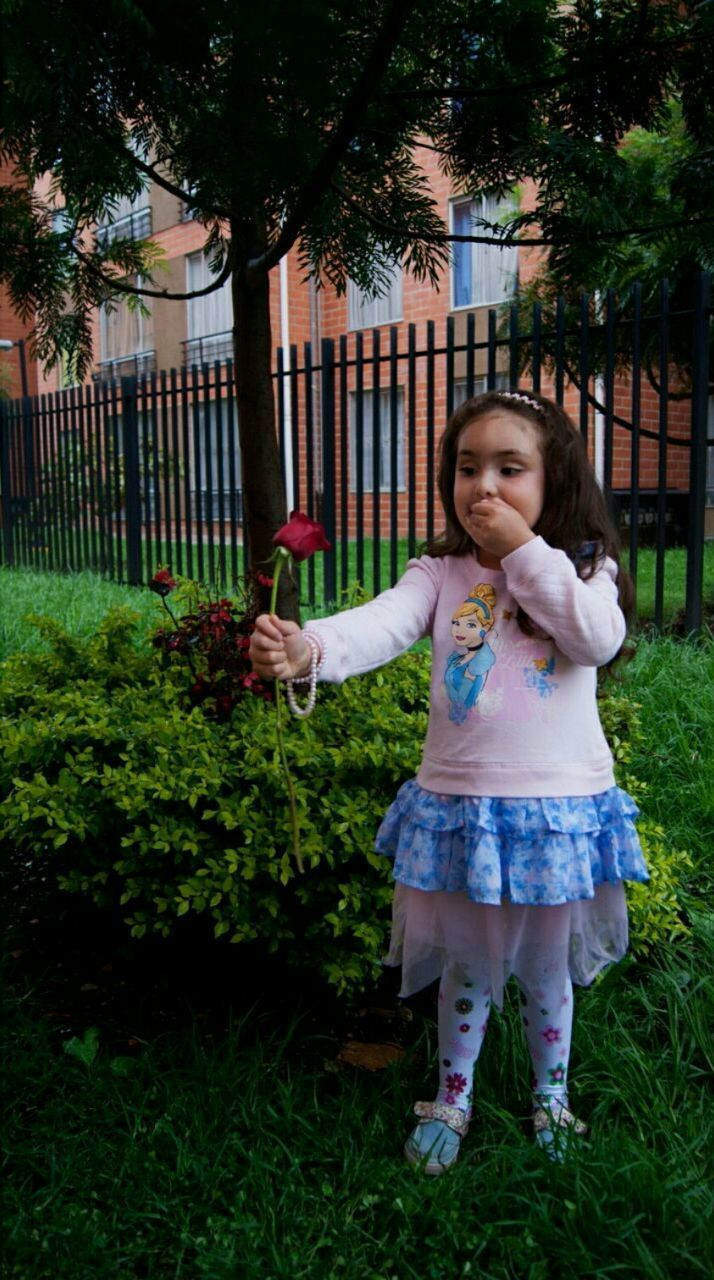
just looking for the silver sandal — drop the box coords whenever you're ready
[533,1100,587,1160]
[404,1101,471,1175]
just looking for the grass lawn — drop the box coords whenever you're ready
[2,572,713,1278]
[1,541,713,660]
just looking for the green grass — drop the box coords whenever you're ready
[633,544,714,625]
[2,579,713,1278]
[2,540,713,661]
[3,930,713,1280]
[0,567,160,660]
[618,633,714,893]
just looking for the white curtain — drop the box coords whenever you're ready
[452,194,518,308]
[100,281,152,360]
[348,262,403,330]
[349,387,405,491]
[186,252,233,338]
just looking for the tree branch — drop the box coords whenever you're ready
[247,0,418,278]
[65,111,232,223]
[380,73,570,100]
[74,244,233,302]
[330,179,714,247]
[330,179,551,245]
[117,148,232,223]
[378,25,693,101]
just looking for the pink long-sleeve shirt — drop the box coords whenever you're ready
[305,537,626,798]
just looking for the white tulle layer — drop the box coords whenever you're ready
[384,881,632,1008]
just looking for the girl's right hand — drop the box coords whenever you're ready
[249,614,313,681]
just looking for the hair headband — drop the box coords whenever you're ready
[496,391,543,415]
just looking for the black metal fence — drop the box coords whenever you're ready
[0,275,711,630]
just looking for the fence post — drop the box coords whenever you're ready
[685,272,711,634]
[121,376,142,585]
[321,337,337,605]
[0,400,14,567]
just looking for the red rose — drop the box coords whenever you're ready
[272,512,331,562]
[150,568,177,596]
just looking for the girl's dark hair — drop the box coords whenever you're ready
[424,390,634,651]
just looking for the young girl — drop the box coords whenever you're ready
[249,390,649,1171]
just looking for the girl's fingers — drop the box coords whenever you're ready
[255,614,283,641]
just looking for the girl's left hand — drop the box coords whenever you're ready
[469,497,536,561]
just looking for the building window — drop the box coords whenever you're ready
[451,194,518,309]
[51,208,73,236]
[185,251,234,364]
[96,181,152,245]
[349,387,405,492]
[188,401,242,521]
[347,263,403,330]
[453,373,509,408]
[97,279,154,378]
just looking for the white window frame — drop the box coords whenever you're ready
[349,386,405,493]
[450,193,519,310]
[347,262,403,331]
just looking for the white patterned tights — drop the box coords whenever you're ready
[435,963,574,1113]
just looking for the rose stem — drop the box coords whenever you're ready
[269,549,304,873]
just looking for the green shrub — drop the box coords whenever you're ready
[599,685,692,953]
[0,608,690,995]
[0,606,428,993]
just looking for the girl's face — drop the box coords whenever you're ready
[453,411,546,545]
[451,613,486,647]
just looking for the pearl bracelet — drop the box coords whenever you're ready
[285,632,324,718]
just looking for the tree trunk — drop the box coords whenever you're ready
[231,240,300,622]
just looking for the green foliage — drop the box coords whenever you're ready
[517,94,714,381]
[0,607,691,994]
[1,1,708,378]
[627,819,693,954]
[599,683,691,954]
[0,606,428,994]
[150,571,274,717]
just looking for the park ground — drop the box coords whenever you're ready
[2,561,713,1280]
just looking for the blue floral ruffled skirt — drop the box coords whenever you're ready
[376,779,649,1006]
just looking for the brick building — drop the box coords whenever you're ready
[1,147,711,546]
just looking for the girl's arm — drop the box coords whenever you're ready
[252,556,444,685]
[501,536,626,667]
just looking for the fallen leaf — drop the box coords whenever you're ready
[357,1005,413,1024]
[335,1040,406,1071]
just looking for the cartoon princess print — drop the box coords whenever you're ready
[445,584,498,724]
